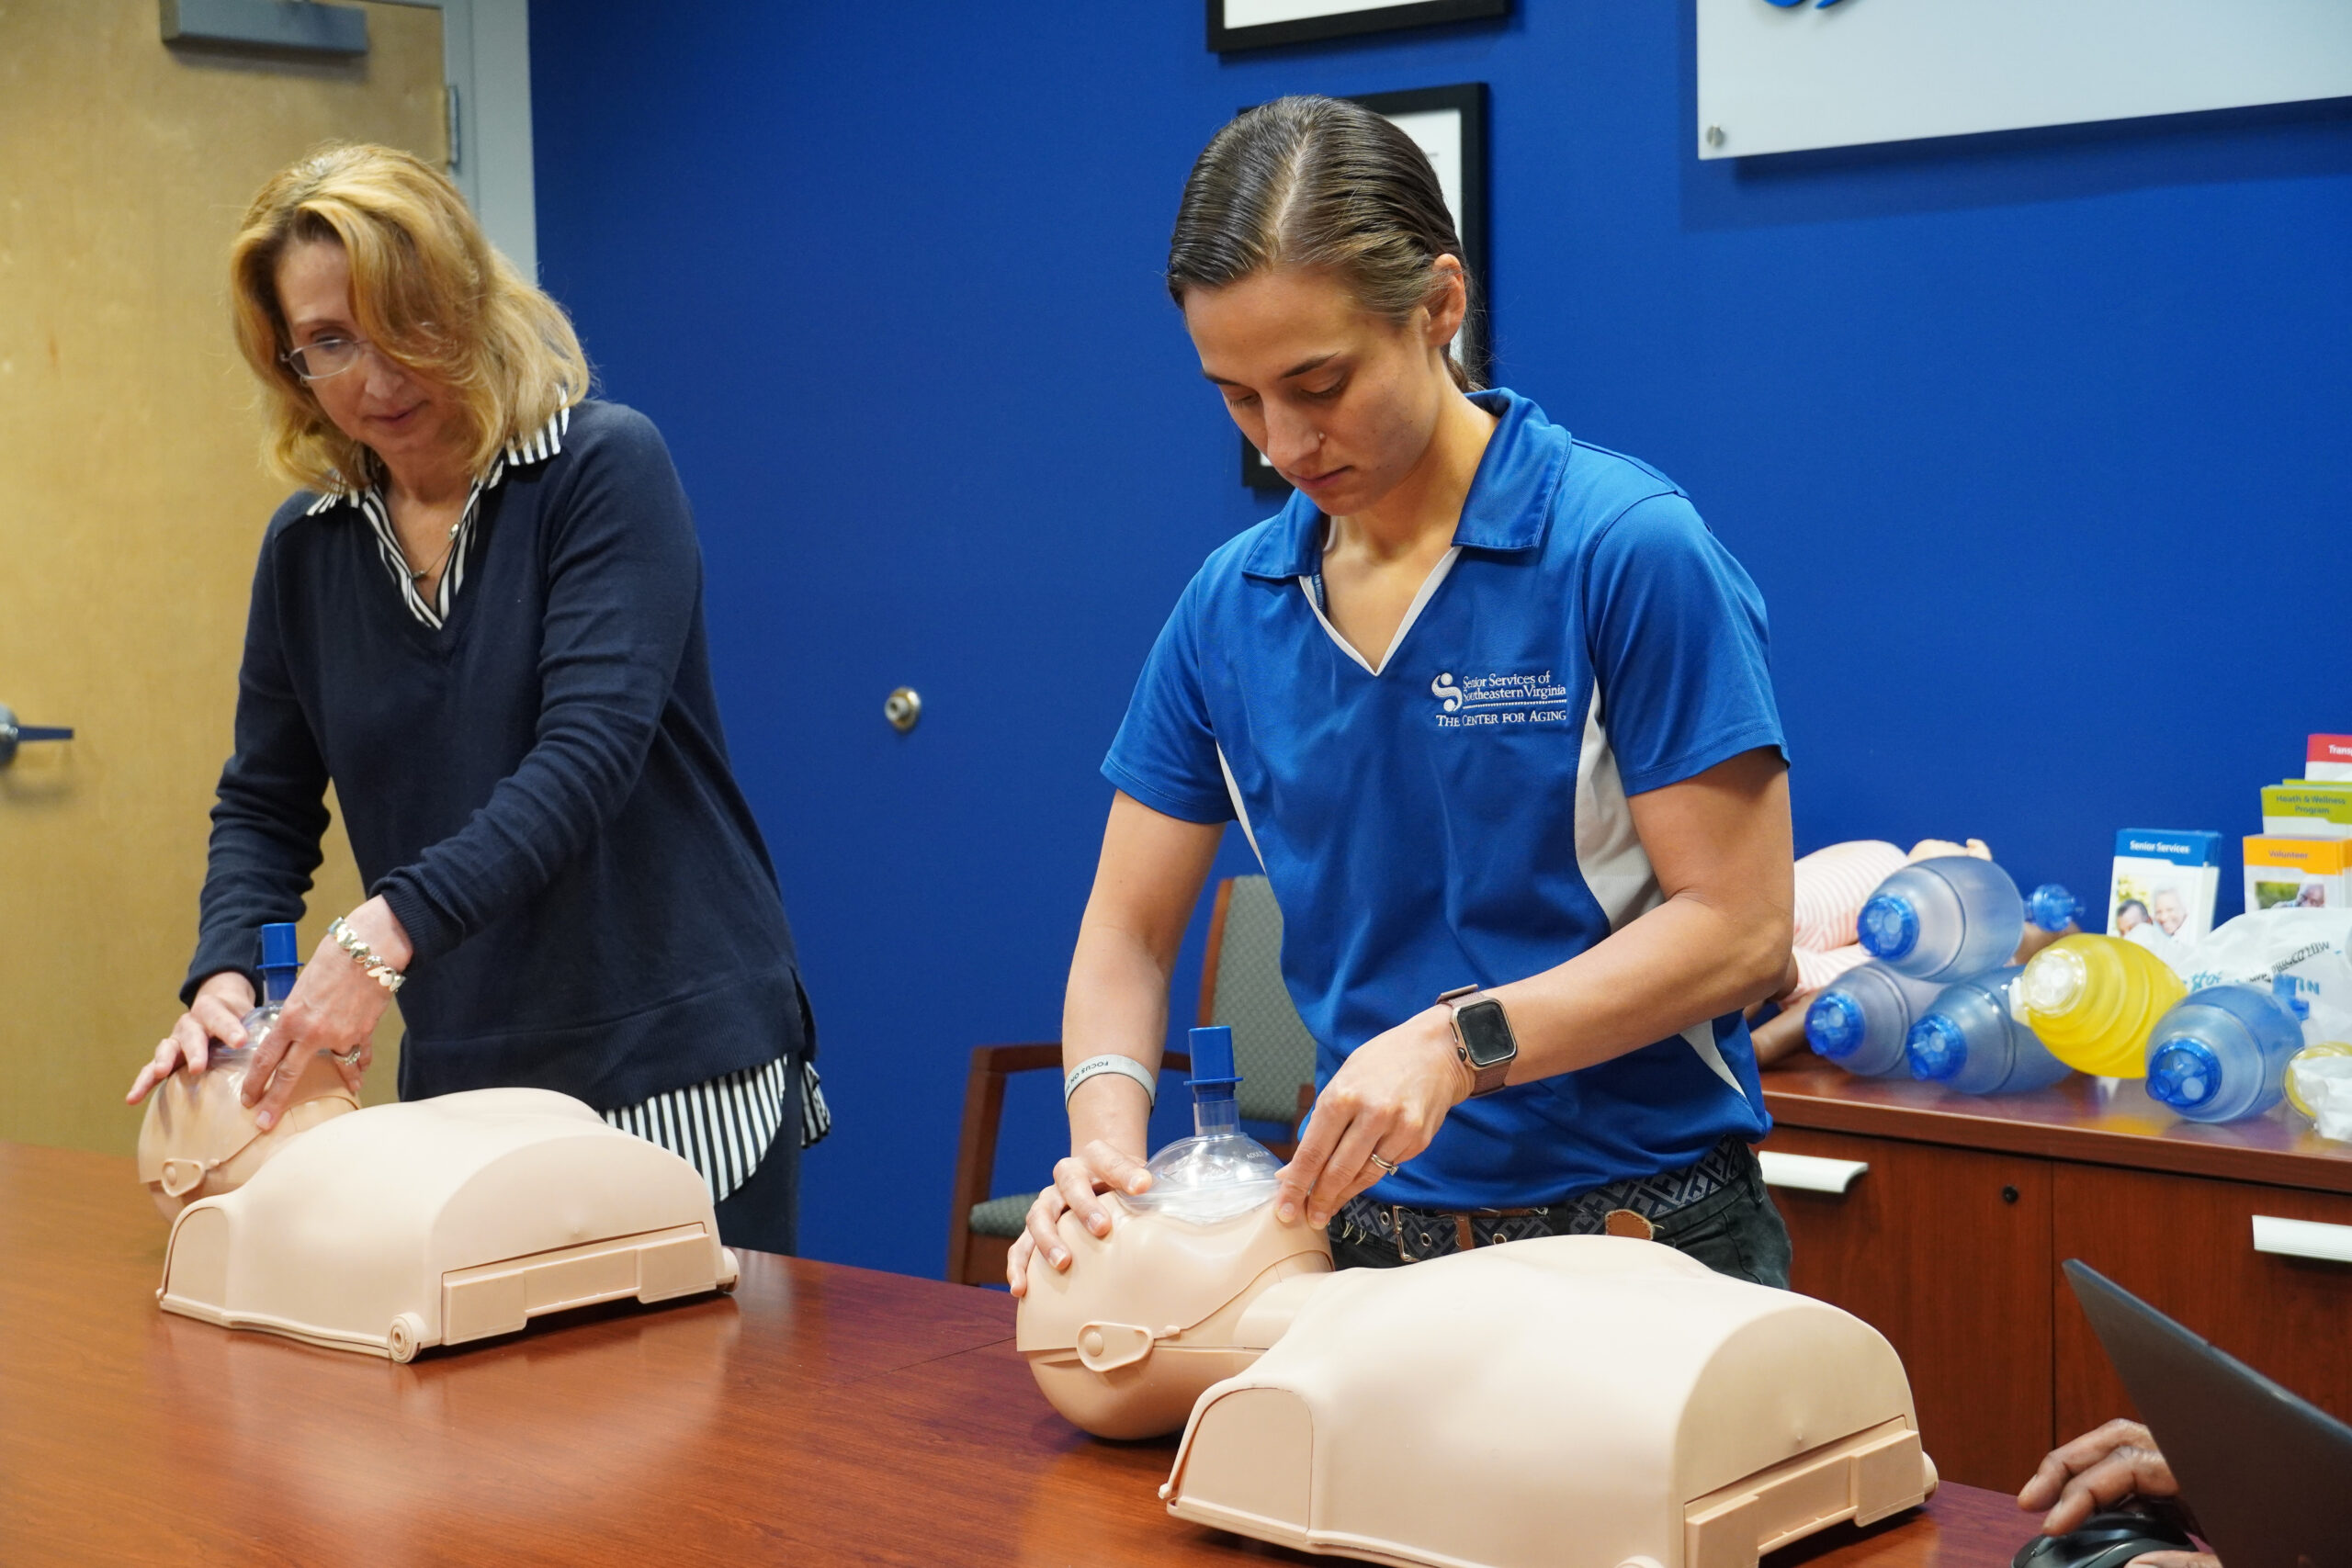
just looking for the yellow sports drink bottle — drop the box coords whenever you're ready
[2017,934,2186,1077]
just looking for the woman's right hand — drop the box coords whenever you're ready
[1006,1139,1155,1296]
[126,971,258,1105]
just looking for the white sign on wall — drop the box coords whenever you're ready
[1697,0,2352,161]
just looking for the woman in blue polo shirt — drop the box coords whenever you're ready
[1009,96,1796,1291]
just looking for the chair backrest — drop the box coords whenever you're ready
[1201,875,1320,1126]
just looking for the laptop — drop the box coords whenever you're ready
[2064,1259,2352,1568]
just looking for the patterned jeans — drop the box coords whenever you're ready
[1329,1134,1792,1288]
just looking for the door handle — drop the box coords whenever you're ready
[2251,1214,2352,1265]
[1758,1151,1870,1194]
[0,704,74,766]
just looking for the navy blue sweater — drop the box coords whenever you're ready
[185,400,808,1109]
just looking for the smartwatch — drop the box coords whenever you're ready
[1438,985,1517,1097]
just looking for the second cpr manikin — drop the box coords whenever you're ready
[1017,1030,1937,1568]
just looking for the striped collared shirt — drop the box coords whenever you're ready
[317,402,829,1201]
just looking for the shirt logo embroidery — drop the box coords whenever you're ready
[1431,669,1572,729]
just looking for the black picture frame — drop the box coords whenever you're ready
[1240,82,1489,493]
[1207,0,1510,55]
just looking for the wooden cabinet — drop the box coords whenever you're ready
[2049,1165,2352,1442]
[1765,1127,2053,1492]
[1758,1065,2352,1495]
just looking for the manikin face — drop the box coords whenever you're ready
[1182,264,1463,516]
[2152,889,2187,936]
[274,239,467,479]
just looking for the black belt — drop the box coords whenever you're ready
[1334,1134,1755,1265]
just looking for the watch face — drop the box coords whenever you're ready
[1457,998,1516,1068]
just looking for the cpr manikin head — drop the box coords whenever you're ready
[1017,1193,1331,1439]
[135,927,360,1219]
[1015,1027,1330,1438]
[137,1048,359,1220]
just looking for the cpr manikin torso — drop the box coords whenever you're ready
[1018,1037,1937,1568]
[137,930,736,1359]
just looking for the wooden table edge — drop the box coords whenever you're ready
[1762,1083,2352,1195]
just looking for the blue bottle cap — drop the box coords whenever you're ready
[1186,1025,1239,1089]
[1857,896,1919,962]
[2025,884,2078,932]
[2146,1038,2221,1111]
[1905,1015,1968,1082]
[259,922,300,969]
[1804,991,1866,1059]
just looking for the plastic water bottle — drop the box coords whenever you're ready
[1904,966,2074,1095]
[2143,982,2306,1123]
[1124,1026,1283,1224]
[1856,857,2027,983]
[1804,962,1949,1077]
[2017,933,2187,1077]
[216,922,301,1073]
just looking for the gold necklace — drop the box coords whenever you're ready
[404,521,462,586]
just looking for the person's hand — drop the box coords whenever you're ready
[127,970,259,1105]
[241,898,413,1128]
[1007,1139,1155,1295]
[1747,1005,1813,1069]
[1276,1006,1470,1229]
[2018,1419,2214,1565]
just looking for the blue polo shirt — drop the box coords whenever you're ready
[1103,389,1785,1211]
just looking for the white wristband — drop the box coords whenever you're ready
[1063,1055,1159,1107]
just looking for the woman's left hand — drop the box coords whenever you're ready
[242,897,412,1129]
[1276,1006,1471,1228]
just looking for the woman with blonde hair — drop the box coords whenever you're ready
[126,144,821,1252]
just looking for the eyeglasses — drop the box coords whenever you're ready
[280,336,374,382]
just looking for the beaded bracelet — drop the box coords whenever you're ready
[326,916,406,994]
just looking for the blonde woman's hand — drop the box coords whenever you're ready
[241,899,412,1127]
[126,971,258,1105]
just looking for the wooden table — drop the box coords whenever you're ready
[2,1143,2033,1567]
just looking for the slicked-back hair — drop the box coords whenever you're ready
[1167,96,1479,390]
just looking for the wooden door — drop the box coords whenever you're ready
[2052,1163,2352,1438]
[0,1,449,1154]
[1763,1125,2056,1493]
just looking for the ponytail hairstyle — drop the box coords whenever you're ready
[1167,95,1480,391]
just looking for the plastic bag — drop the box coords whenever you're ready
[2159,908,2352,1028]
[2288,1055,2352,1142]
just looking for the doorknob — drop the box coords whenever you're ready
[0,704,74,766]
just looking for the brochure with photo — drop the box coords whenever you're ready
[2109,829,2222,944]
[2245,836,2351,913]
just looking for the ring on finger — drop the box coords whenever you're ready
[332,1043,366,1067]
[1369,1150,1400,1176]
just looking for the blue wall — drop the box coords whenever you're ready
[530,3,2352,1277]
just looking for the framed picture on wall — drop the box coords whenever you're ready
[1208,0,1510,55]
[1241,82,1489,493]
